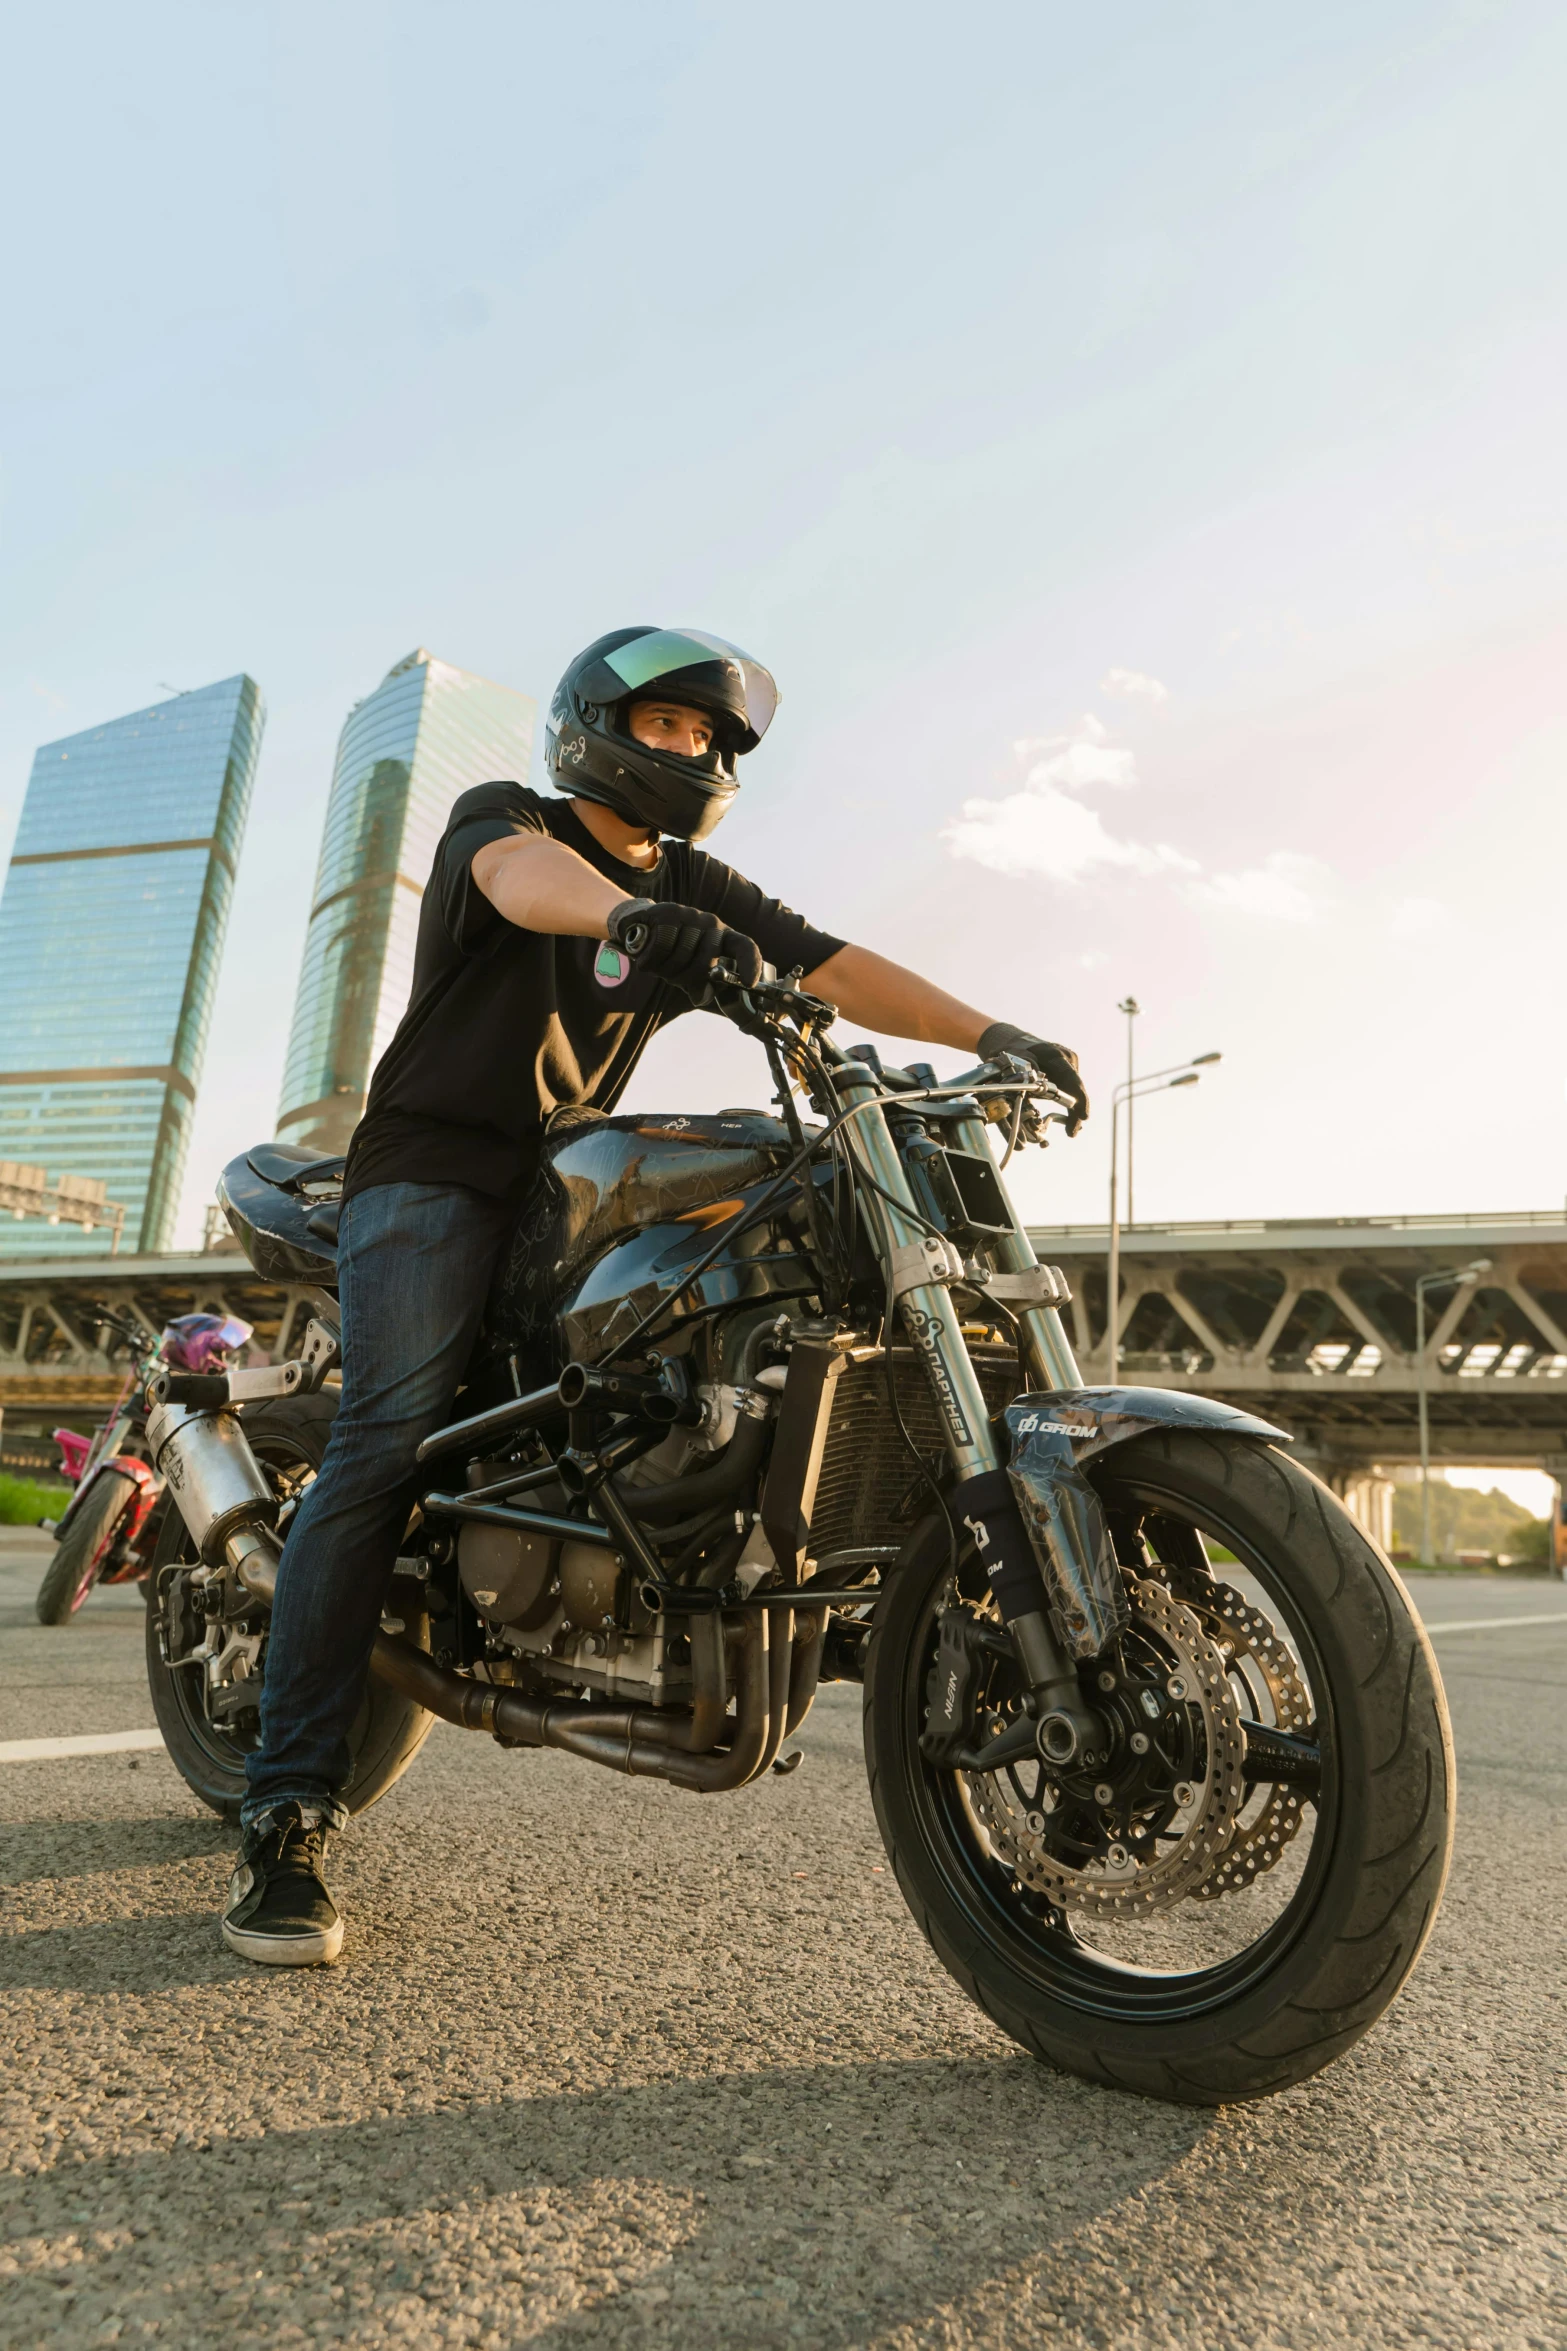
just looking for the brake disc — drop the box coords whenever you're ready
[1179,1580,1312,1902]
[967,1577,1247,1919]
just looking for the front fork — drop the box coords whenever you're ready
[945,1103,1083,1394]
[831,1069,1103,1759]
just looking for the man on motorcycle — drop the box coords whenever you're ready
[225,626,1090,1965]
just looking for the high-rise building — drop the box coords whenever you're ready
[276,649,536,1157]
[0,675,264,1258]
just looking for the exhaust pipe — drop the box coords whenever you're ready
[146,1398,286,1577]
[369,1611,778,1794]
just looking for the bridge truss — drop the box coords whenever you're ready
[1027,1210,1567,1542]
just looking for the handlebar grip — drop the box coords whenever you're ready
[618,920,649,955]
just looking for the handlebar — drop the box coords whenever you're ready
[691,962,1071,1155]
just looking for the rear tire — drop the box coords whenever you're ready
[864,1429,1455,2105]
[35,1478,127,1624]
[146,1393,435,1825]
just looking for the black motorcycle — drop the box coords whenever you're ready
[143,963,1453,2104]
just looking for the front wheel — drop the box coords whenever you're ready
[145,1393,435,1824]
[864,1429,1455,2105]
[35,1477,128,1623]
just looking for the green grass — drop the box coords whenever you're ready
[1395,1555,1553,1577]
[0,1475,70,1525]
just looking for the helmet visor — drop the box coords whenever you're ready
[599,629,779,748]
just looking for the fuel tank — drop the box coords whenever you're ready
[482,1109,816,1371]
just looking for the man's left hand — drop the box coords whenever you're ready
[977,1022,1090,1136]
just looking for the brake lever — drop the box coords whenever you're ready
[704,959,835,1034]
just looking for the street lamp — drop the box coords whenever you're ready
[1415,1259,1492,1563]
[1106,1055,1221,1382]
[1117,998,1140,1222]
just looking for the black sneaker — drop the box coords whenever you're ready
[222,1803,344,1966]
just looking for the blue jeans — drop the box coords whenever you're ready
[242,1181,515,1830]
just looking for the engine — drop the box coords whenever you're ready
[455,1368,781,1705]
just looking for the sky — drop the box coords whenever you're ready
[2,0,1565,1290]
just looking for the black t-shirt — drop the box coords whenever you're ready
[341,785,846,1202]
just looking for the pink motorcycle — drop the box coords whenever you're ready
[34,1311,252,1624]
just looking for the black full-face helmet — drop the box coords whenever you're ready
[544,626,780,844]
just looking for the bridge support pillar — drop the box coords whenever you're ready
[1291,1447,1397,1555]
[1337,1467,1395,1556]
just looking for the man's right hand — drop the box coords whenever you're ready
[977,1021,1090,1135]
[607,898,764,997]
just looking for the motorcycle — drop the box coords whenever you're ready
[34,1311,253,1624]
[142,962,1454,2104]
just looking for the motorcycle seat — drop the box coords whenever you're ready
[219,1146,341,1293]
[246,1143,347,1196]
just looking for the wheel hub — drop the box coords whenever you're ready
[968,1578,1248,1917]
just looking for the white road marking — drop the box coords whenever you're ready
[0,1728,166,1763]
[1424,1612,1567,1636]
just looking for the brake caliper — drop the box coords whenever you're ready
[919,1608,989,1768]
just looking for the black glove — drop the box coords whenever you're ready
[977,1021,1090,1136]
[606,897,764,998]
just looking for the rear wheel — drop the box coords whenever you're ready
[864,1429,1454,2105]
[146,1394,435,1824]
[35,1477,128,1624]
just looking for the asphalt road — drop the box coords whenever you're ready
[1,1531,1563,2350]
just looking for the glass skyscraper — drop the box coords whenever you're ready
[277,649,536,1156]
[0,675,264,1258]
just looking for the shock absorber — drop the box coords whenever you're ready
[826,1050,1108,1769]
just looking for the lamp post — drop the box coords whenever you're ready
[1117,998,1139,1224]
[1106,1053,1221,1382]
[1415,1259,1491,1563]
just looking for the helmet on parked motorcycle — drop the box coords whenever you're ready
[160,1313,252,1373]
[544,627,779,844]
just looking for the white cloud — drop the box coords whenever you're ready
[1099,666,1169,706]
[948,720,1343,930]
[947,714,1195,885]
[1010,713,1137,792]
[1194,851,1333,923]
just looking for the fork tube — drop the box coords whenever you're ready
[833,1067,1000,1480]
[946,1107,1083,1391]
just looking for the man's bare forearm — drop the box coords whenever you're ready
[472,835,627,936]
[469,863,995,1059]
[801,944,992,1055]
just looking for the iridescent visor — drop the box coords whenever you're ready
[601,629,779,740]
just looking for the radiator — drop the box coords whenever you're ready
[807,1345,1020,1563]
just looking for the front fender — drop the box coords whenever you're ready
[79,1457,159,1540]
[1005,1385,1288,1467]
[997,1388,1289,1658]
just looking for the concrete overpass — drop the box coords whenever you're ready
[1025,1209,1567,1545]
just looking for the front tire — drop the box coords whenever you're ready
[146,1393,435,1825]
[864,1429,1455,2105]
[35,1477,127,1623]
